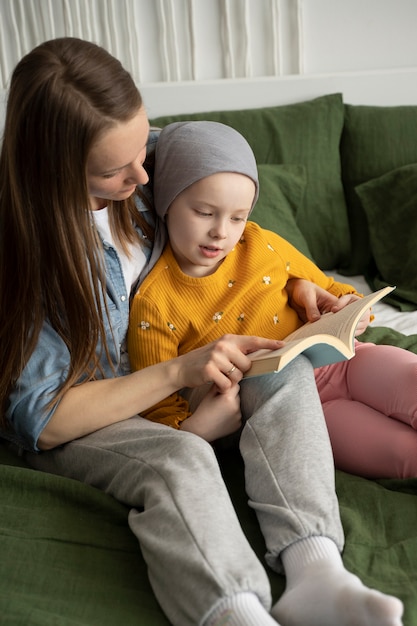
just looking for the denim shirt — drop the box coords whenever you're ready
[3,129,165,452]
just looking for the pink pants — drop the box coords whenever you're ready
[315,340,417,479]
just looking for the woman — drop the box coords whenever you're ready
[0,38,403,626]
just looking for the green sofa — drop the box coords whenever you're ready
[2,93,417,625]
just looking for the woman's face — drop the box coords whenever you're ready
[87,106,150,210]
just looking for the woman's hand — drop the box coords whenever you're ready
[180,383,242,442]
[173,334,284,393]
[39,334,281,450]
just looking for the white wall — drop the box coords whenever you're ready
[301,0,417,74]
[1,0,417,124]
[1,0,417,88]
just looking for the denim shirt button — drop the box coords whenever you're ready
[120,295,126,302]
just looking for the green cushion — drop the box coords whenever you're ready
[150,94,350,270]
[252,164,313,259]
[355,164,417,310]
[341,103,417,275]
[0,463,169,625]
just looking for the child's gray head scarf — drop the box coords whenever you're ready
[153,121,259,219]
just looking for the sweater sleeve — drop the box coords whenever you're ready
[268,232,360,298]
[128,293,191,429]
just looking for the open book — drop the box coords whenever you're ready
[244,285,395,378]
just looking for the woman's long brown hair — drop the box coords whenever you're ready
[0,37,153,426]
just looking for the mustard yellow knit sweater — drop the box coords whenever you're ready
[128,221,357,428]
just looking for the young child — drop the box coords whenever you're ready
[128,120,417,479]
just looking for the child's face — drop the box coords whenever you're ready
[165,172,255,277]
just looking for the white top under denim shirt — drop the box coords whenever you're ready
[3,129,166,452]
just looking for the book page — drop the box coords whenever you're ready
[245,286,395,378]
[285,310,355,344]
[284,286,395,346]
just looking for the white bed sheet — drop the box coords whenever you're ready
[328,272,417,336]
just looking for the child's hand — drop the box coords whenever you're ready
[180,383,242,442]
[287,279,340,322]
[331,294,372,336]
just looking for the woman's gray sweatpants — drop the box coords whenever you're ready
[25,355,344,626]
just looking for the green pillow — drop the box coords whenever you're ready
[0,464,168,625]
[341,103,417,275]
[355,163,417,310]
[150,94,349,270]
[253,164,313,259]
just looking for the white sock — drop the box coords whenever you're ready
[203,592,279,626]
[272,536,404,626]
